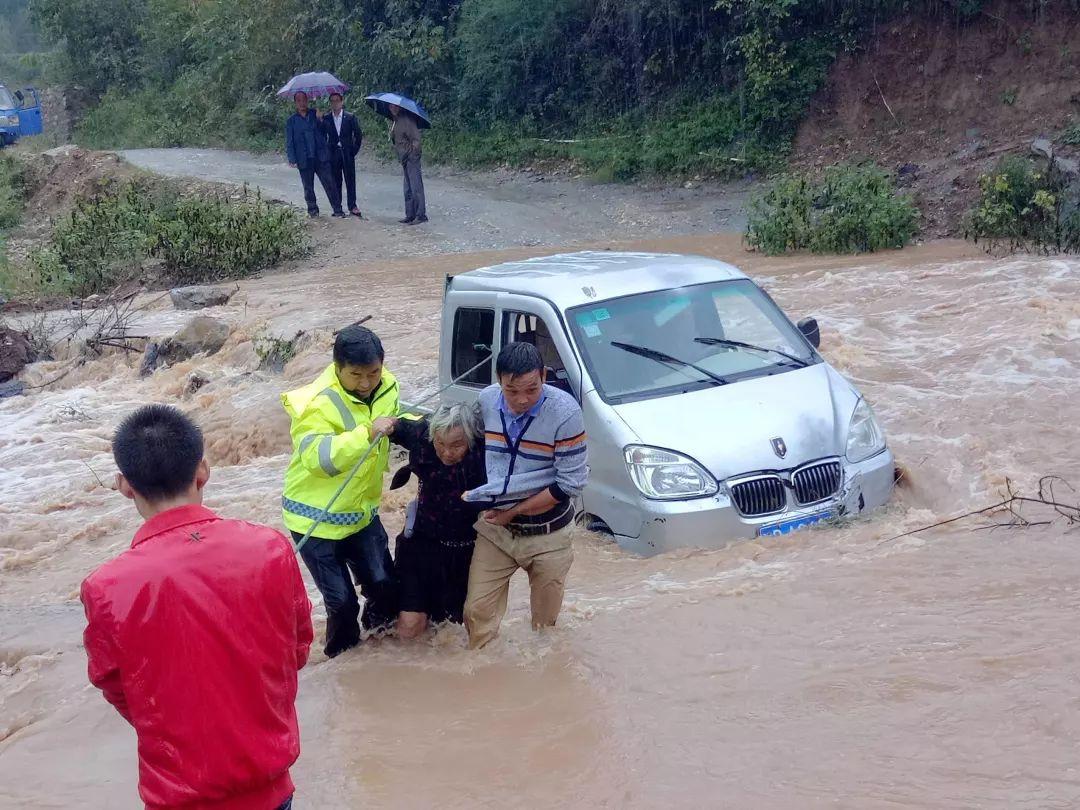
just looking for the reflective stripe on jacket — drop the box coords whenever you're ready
[281,363,399,539]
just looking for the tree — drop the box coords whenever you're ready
[30,0,147,93]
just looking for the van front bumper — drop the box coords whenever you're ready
[613,448,895,556]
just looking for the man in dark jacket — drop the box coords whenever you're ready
[389,103,427,224]
[322,92,363,218]
[285,91,344,218]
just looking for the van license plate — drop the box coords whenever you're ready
[758,511,833,537]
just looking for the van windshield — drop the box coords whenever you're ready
[0,88,13,109]
[567,279,817,403]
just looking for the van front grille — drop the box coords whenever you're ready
[729,476,786,517]
[793,461,842,505]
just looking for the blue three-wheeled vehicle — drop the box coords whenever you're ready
[0,84,43,147]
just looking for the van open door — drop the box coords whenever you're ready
[17,88,42,137]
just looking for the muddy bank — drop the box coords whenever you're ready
[794,2,1080,237]
[2,234,1079,806]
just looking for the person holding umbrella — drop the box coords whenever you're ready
[390,103,426,224]
[322,92,364,218]
[366,93,431,225]
[280,72,349,218]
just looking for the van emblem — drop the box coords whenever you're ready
[771,437,787,458]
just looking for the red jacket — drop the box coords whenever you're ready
[81,505,314,810]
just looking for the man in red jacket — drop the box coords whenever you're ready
[81,405,313,810]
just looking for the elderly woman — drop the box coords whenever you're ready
[384,403,487,638]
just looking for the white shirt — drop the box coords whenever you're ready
[333,111,343,136]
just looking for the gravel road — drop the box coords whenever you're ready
[120,148,750,268]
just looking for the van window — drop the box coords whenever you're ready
[567,279,817,404]
[452,308,494,386]
[503,311,572,395]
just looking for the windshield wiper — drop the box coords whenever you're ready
[694,337,809,368]
[610,341,729,386]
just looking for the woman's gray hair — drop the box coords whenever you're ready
[427,402,483,447]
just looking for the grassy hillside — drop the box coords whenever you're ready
[25,0,1080,181]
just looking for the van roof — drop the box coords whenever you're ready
[450,251,748,310]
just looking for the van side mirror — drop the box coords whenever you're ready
[797,317,820,349]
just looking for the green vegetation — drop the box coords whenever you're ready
[255,329,305,373]
[1062,117,1080,147]
[0,155,30,294]
[746,164,919,254]
[426,94,783,180]
[0,155,28,229]
[77,86,283,153]
[2,179,308,298]
[0,0,47,85]
[964,155,1080,254]
[27,0,1038,179]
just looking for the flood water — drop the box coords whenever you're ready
[2,236,1079,808]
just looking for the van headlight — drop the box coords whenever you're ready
[624,445,718,499]
[845,399,886,462]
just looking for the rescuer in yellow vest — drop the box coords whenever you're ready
[281,324,399,657]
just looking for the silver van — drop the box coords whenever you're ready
[437,251,895,555]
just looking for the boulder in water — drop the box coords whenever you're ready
[184,371,211,397]
[0,380,25,399]
[158,317,230,365]
[169,285,236,311]
[0,326,34,383]
[139,341,162,377]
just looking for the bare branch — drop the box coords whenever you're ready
[81,460,109,490]
[873,476,1080,550]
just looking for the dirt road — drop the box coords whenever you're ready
[120,148,751,268]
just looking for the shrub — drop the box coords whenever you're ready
[964,155,1080,254]
[746,164,919,254]
[0,155,28,230]
[423,94,771,181]
[1061,117,1080,147]
[29,181,158,296]
[20,179,309,297]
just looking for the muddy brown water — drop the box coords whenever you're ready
[2,236,1079,808]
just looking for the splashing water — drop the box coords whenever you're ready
[2,237,1078,807]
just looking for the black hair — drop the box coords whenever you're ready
[293,91,308,101]
[334,324,385,367]
[113,405,204,501]
[496,341,544,379]
[329,92,343,101]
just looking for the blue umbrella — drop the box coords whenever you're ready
[276,72,350,100]
[364,92,431,129]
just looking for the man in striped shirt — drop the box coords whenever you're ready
[462,342,588,649]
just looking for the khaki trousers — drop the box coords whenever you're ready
[463,518,574,649]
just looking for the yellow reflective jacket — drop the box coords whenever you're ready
[281,364,400,539]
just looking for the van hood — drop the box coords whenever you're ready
[610,363,860,480]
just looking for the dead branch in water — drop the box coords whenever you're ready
[333,315,372,335]
[81,460,110,491]
[24,358,83,390]
[27,287,159,389]
[874,477,1080,550]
